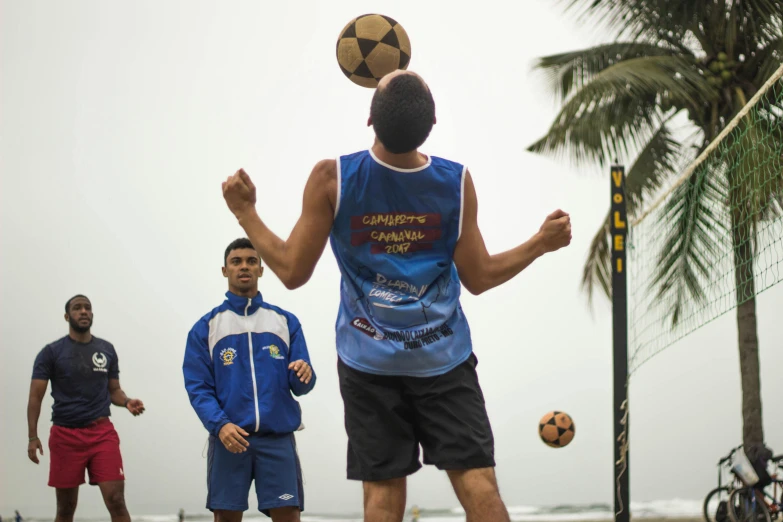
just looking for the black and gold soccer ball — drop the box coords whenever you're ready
[336,14,411,88]
[539,411,576,448]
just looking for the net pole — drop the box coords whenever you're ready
[611,165,629,522]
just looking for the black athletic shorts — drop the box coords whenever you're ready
[337,351,495,481]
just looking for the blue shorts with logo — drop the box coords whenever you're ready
[207,432,304,514]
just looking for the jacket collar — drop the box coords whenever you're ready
[224,291,265,315]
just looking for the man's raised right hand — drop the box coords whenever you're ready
[538,209,572,253]
[218,423,250,454]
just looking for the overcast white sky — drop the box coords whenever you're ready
[2,0,782,517]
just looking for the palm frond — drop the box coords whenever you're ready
[566,0,712,43]
[573,55,713,108]
[625,121,682,212]
[581,210,613,302]
[748,36,783,90]
[533,42,685,101]
[564,0,780,56]
[650,162,728,327]
[527,56,713,166]
[527,92,661,166]
[739,0,783,41]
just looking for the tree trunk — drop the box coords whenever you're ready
[730,200,764,449]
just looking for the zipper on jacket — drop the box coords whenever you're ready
[246,298,261,432]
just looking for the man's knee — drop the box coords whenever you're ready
[270,506,300,522]
[363,477,407,516]
[447,467,502,505]
[56,490,78,520]
[56,498,78,519]
[104,490,127,515]
[214,510,243,522]
[448,468,509,521]
[448,467,498,487]
[364,478,406,501]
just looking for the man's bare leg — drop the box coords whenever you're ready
[97,481,130,522]
[55,488,79,522]
[363,477,406,522]
[214,511,242,522]
[269,506,300,522]
[447,467,510,522]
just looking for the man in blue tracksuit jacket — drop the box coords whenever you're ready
[184,238,316,522]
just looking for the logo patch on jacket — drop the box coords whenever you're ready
[262,345,284,360]
[219,348,237,366]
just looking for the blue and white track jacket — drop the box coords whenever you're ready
[183,291,316,437]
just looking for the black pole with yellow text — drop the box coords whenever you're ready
[611,165,629,522]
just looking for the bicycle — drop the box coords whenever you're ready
[728,454,783,522]
[704,445,746,522]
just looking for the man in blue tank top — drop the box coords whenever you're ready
[222,70,572,522]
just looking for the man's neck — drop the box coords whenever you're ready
[229,287,258,299]
[69,330,92,343]
[371,141,427,170]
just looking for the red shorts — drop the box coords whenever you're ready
[48,418,125,488]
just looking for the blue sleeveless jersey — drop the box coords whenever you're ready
[329,149,473,377]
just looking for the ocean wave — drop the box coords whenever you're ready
[446,499,702,521]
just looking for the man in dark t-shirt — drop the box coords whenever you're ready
[27,295,145,522]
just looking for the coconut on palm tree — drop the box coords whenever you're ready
[527,0,783,449]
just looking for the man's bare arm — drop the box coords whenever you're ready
[27,379,48,440]
[224,160,337,290]
[108,378,128,407]
[454,170,572,295]
[109,378,145,415]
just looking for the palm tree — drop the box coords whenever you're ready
[527,0,783,449]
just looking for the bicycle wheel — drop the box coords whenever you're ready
[705,486,731,522]
[765,480,783,520]
[729,487,772,522]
